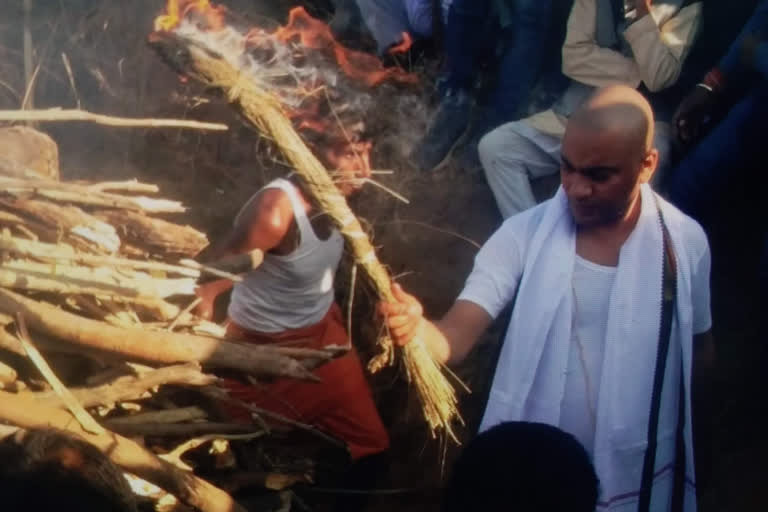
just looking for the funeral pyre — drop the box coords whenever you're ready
[0,128,347,511]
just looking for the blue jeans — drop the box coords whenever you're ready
[444,0,555,127]
[668,82,768,290]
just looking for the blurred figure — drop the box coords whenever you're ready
[480,0,703,219]
[0,428,137,512]
[443,422,599,512]
[668,0,768,295]
[411,0,565,173]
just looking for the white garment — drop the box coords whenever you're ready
[458,185,711,511]
[228,178,344,333]
[559,255,616,456]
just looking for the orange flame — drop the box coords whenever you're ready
[154,0,225,32]
[388,32,413,55]
[274,7,417,88]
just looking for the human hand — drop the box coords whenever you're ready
[673,85,716,146]
[377,283,424,346]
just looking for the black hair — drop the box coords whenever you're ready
[443,421,599,512]
[0,428,137,512]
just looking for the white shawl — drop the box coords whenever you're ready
[479,184,697,511]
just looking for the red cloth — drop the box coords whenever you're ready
[220,304,389,460]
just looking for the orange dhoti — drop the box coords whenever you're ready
[220,303,389,460]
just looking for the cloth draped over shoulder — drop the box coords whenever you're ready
[478,185,703,511]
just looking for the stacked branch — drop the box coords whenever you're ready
[0,173,341,511]
[149,34,461,438]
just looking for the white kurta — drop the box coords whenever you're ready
[458,185,711,511]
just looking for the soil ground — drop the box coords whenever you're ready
[1,1,767,510]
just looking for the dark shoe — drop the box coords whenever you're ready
[410,88,472,172]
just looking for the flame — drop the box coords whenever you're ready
[153,2,417,179]
[154,0,225,32]
[274,8,417,88]
[388,32,413,55]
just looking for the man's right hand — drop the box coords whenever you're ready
[673,85,716,146]
[378,284,425,346]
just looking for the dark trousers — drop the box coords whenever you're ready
[668,82,768,291]
[444,0,555,128]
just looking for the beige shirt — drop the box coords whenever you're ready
[562,0,703,92]
[527,0,702,136]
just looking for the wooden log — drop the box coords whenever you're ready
[0,176,186,214]
[149,34,459,437]
[0,197,120,253]
[0,391,246,512]
[95,209,208,259]
[105,406,208,427]
[0,288,317,380]
[30,362,217,409]
[0,126,59,180]
[0,260,197,298]
[0,108,229,131]
[0,360,17,385]
[107,422,257,438]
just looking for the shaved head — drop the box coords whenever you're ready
[568,85,655,159]
[560,86,659,229]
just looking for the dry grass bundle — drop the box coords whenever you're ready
[150,37,461,439]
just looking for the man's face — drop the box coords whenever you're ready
[560,124,655,228]
[323,140,372,196]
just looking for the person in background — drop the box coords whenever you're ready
[410,0,563,173]
[0,428,137,512]
[443,422,599,512]
[668,0,768,295]
[330,0,451,55]
[381,86,714,511]
[480,0,703,219]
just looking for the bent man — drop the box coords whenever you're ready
[382,86,713,511]
[197,142,389,463]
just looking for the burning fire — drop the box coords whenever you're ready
[153,1,418,181]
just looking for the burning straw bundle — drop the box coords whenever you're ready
[149,5,460,438]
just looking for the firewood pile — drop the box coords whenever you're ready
[0,170,338,511]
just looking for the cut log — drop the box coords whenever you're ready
[95,209,208,258]
[0,391,246,512]
[0,176,185,213]
[0,260,197,298]
[105,406,208,427]
[108,422,257,438]
[0,360,17,385]
[0,126,59,180]
[0,197,120,253]
[30,362,217,409]
[0,288,317,380]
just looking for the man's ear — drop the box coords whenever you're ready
[638,148,659,184]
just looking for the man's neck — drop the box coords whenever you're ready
[576,189,643,266]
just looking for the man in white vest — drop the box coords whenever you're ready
[381,85,714,511]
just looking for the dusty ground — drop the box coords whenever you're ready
[2,1,767,511]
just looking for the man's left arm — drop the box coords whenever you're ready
[624,0,703,92]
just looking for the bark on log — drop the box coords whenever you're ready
[0,260,196,298]
[31,362,217,409]
[0,176,185,213]
[107,422,256,438]
[0,197,119,253]
[105,406,208,427]
[0,391,246,512]
[95,209,208,258]
[0,288,317,380]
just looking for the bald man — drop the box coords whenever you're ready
[381,86,713,511]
